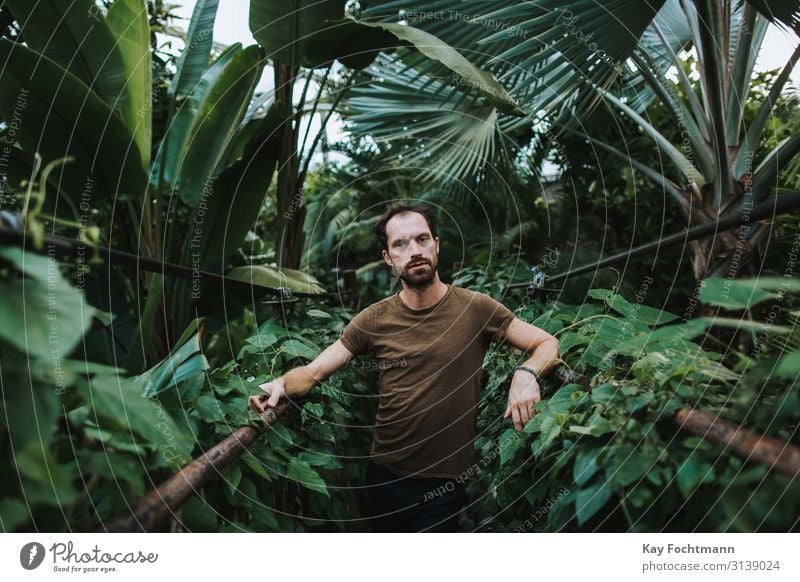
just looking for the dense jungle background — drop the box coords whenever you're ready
[0,0,799,532]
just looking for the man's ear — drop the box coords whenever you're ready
[381,249,392,266]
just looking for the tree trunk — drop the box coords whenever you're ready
[274,63,305,270]
[682,184,770,281]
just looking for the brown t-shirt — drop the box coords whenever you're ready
[339,284,515,479]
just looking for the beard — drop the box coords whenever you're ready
[398,257,438,289]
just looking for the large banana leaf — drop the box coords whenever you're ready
[153,44,242,189]
[227,265,327,295]
[133,318,209,398]
[3,0,127,112]
[249,0,347,67]
[169,0,220,99]
[191,101,283,268]
[106,0,152,168]
[222,103,280,169]
[154,44,266,206]
[0,39,148,210]
[107,0,152,170]
[6,0,152,170]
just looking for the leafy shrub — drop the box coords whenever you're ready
[457,261,800,532]
[2,249,798,532]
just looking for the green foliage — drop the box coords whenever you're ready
[345,1,800,284]
[0,248,95,359]
[173,307,375,532]
[0,248,201,532]
[459,260,800,532]
[0,272,376,531]
[2,1,799,535]
[2,243,798,532]
[0,2,300,372]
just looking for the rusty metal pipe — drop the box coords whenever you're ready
[675,407,800,479]
[100,401,293,532]
[99,369,799,532]
[558,369,800,478]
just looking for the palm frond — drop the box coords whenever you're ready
[743,0,800,34]
[343,52,518,185]
[621,0,695,112]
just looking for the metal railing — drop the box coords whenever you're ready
[0,221,342,302]
[506,191,800,290]
[98,368,800,532]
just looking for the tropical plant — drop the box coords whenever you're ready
[247,0,525,269]
[0,0,530,369]
[3,0,798,536]
[343,0,800,281]
[2,241,797,532]
[0,0,273,371]
[0,250,376,532]
[0,246,196,532]
[456,257,800,532]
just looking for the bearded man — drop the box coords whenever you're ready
[249,202,560,532]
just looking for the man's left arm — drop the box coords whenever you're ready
[502,317,561,432]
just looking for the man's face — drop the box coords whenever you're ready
[382,212,440,289]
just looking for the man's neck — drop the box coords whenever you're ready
[398,276,449,310]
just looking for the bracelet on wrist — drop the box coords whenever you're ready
[513,365,541,381]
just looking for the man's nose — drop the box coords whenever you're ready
[407,240,422,254]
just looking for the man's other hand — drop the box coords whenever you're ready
[503,372,542,432]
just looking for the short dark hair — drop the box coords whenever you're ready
[373,202,438,251]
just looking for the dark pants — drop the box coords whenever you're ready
[364,460,467,532]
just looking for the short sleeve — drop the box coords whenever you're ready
[339,306,374,356]
[478,292,516,343]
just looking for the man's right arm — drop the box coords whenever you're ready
[248,339,355,413]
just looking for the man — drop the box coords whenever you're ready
[248,202,560,532]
